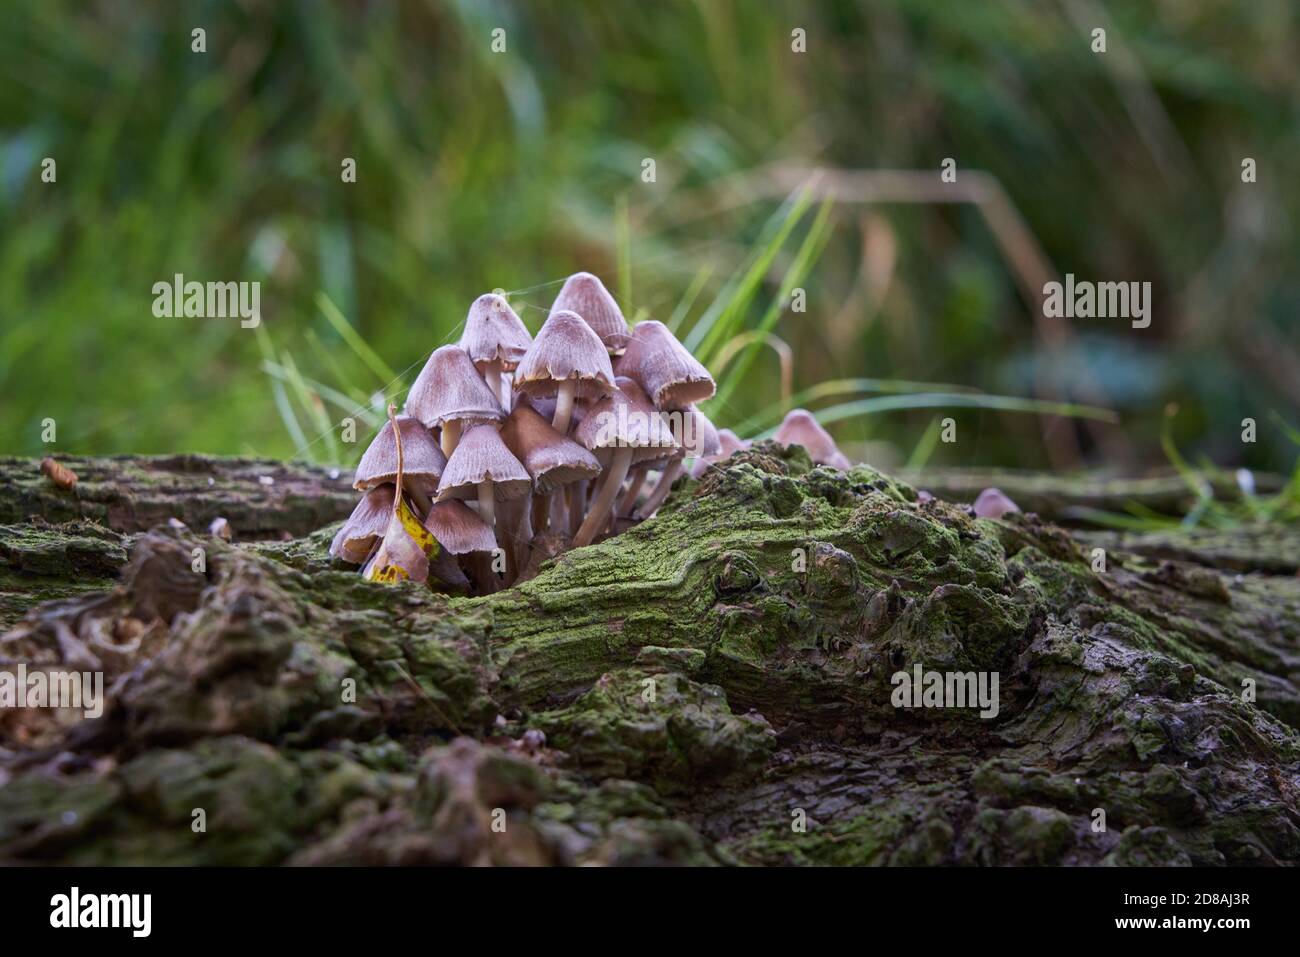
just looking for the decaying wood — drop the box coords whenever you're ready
[0,449,1296,865]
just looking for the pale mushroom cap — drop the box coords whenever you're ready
[459,294,533,370]
[500,404,602,493]
[681,405,721,458]
[436,424,533,501]
[973,487,1021,519]
[330,485,395,563]
[577,376,681,464]
[773,409,851,470]
[354,416,447,490]
[514,309,616,400]
[616,320,715,409]
[550,271,630,353]
[405,344,505,428]
[423,499,499,554]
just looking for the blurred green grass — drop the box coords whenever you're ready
[1,0,1297,474]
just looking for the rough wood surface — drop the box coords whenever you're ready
[1,450,1297,865]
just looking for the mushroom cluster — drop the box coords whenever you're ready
[329,273,739,594]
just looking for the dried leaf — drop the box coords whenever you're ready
[363,494,441,584]
[40,457,78,490]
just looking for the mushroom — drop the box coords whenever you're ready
[354,415,445,514]
[436,424,532,530]
[632,404,719,518]
[573,377,679,547]
[500,402,602,535]
[405,345,505,457]
[330,484,396,563]
[773,408,853,470]
[972,487,1021,519]
[424,498,500,591]
[459,293,533,410]
[514,309,615,436]
[616,320,716,409]
[550,271,631,355]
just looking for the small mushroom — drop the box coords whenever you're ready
[514,309,615,435]
[972,487,1021,519]
[573,377,679,546]
[405,344,505,456]
[330,484,397,564]
[354,415,446,514]
[436,424,532,530]
[550,271,630,355]
[773,408,853,470]
[500,403,602,536]
[423,498,501,591]
[616,320,716,409]
[459,293,533,409]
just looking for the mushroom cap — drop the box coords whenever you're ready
[680,404,721,458]
[436,424,533,501]
[500,403,602,493]
[423,499,498,554]
[576,376,681,464]
[405,345,505,429]
[330,485,395,563]
[550,271,630,354]
[514,309,616,401]
[459,294,533,371]
[973,487,1021,519]
[354,416,446,490]
[773,409,852,470]
[615,320,715,409]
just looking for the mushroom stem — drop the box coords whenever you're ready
[617,465,649,517]
[477,479,496,528]
[440,419,463,458]
[574,447,633,547]
[532,492,552,535]
[552,380,577,435]
[636,460,684,518]
[482,361,504,413]
[567,481,586,538]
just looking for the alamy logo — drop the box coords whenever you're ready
[50,887,151,937]
[1042,273,1151,329]
[0,665,103,718]
[891,664,999,718]
[591,406,700,452]
[152,273,261,328]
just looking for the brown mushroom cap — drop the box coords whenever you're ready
[550,271,630,354]
[330,485,395,563]
[405,344,505,429]
[514,309,616,401]
[459,294,533,371]
[423,499,499,554]
[436,424,532,501]
[615,320,715,409]
[500,404,602,493]
[354,415,446,490]
[773,409,852,470]
[576,376,681,465]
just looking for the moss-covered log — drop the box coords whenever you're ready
[1,450,1297,865]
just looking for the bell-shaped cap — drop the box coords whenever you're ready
[330,485,395,563]
[615,320,715,409]
[576,376,680,464]
[550,272,630,353]
[500,404,601,493]
[436,424,532,501]
[514,309,616,401]
[973,487,1021,519]
[459,293,533,371]
[354,415,447,490]
[405,344,505,429]
[773,409,852,470]
[423,499,498,554]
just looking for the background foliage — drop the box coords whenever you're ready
[2,0,1296,474]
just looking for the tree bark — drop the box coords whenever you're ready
[1,449,1297,866]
